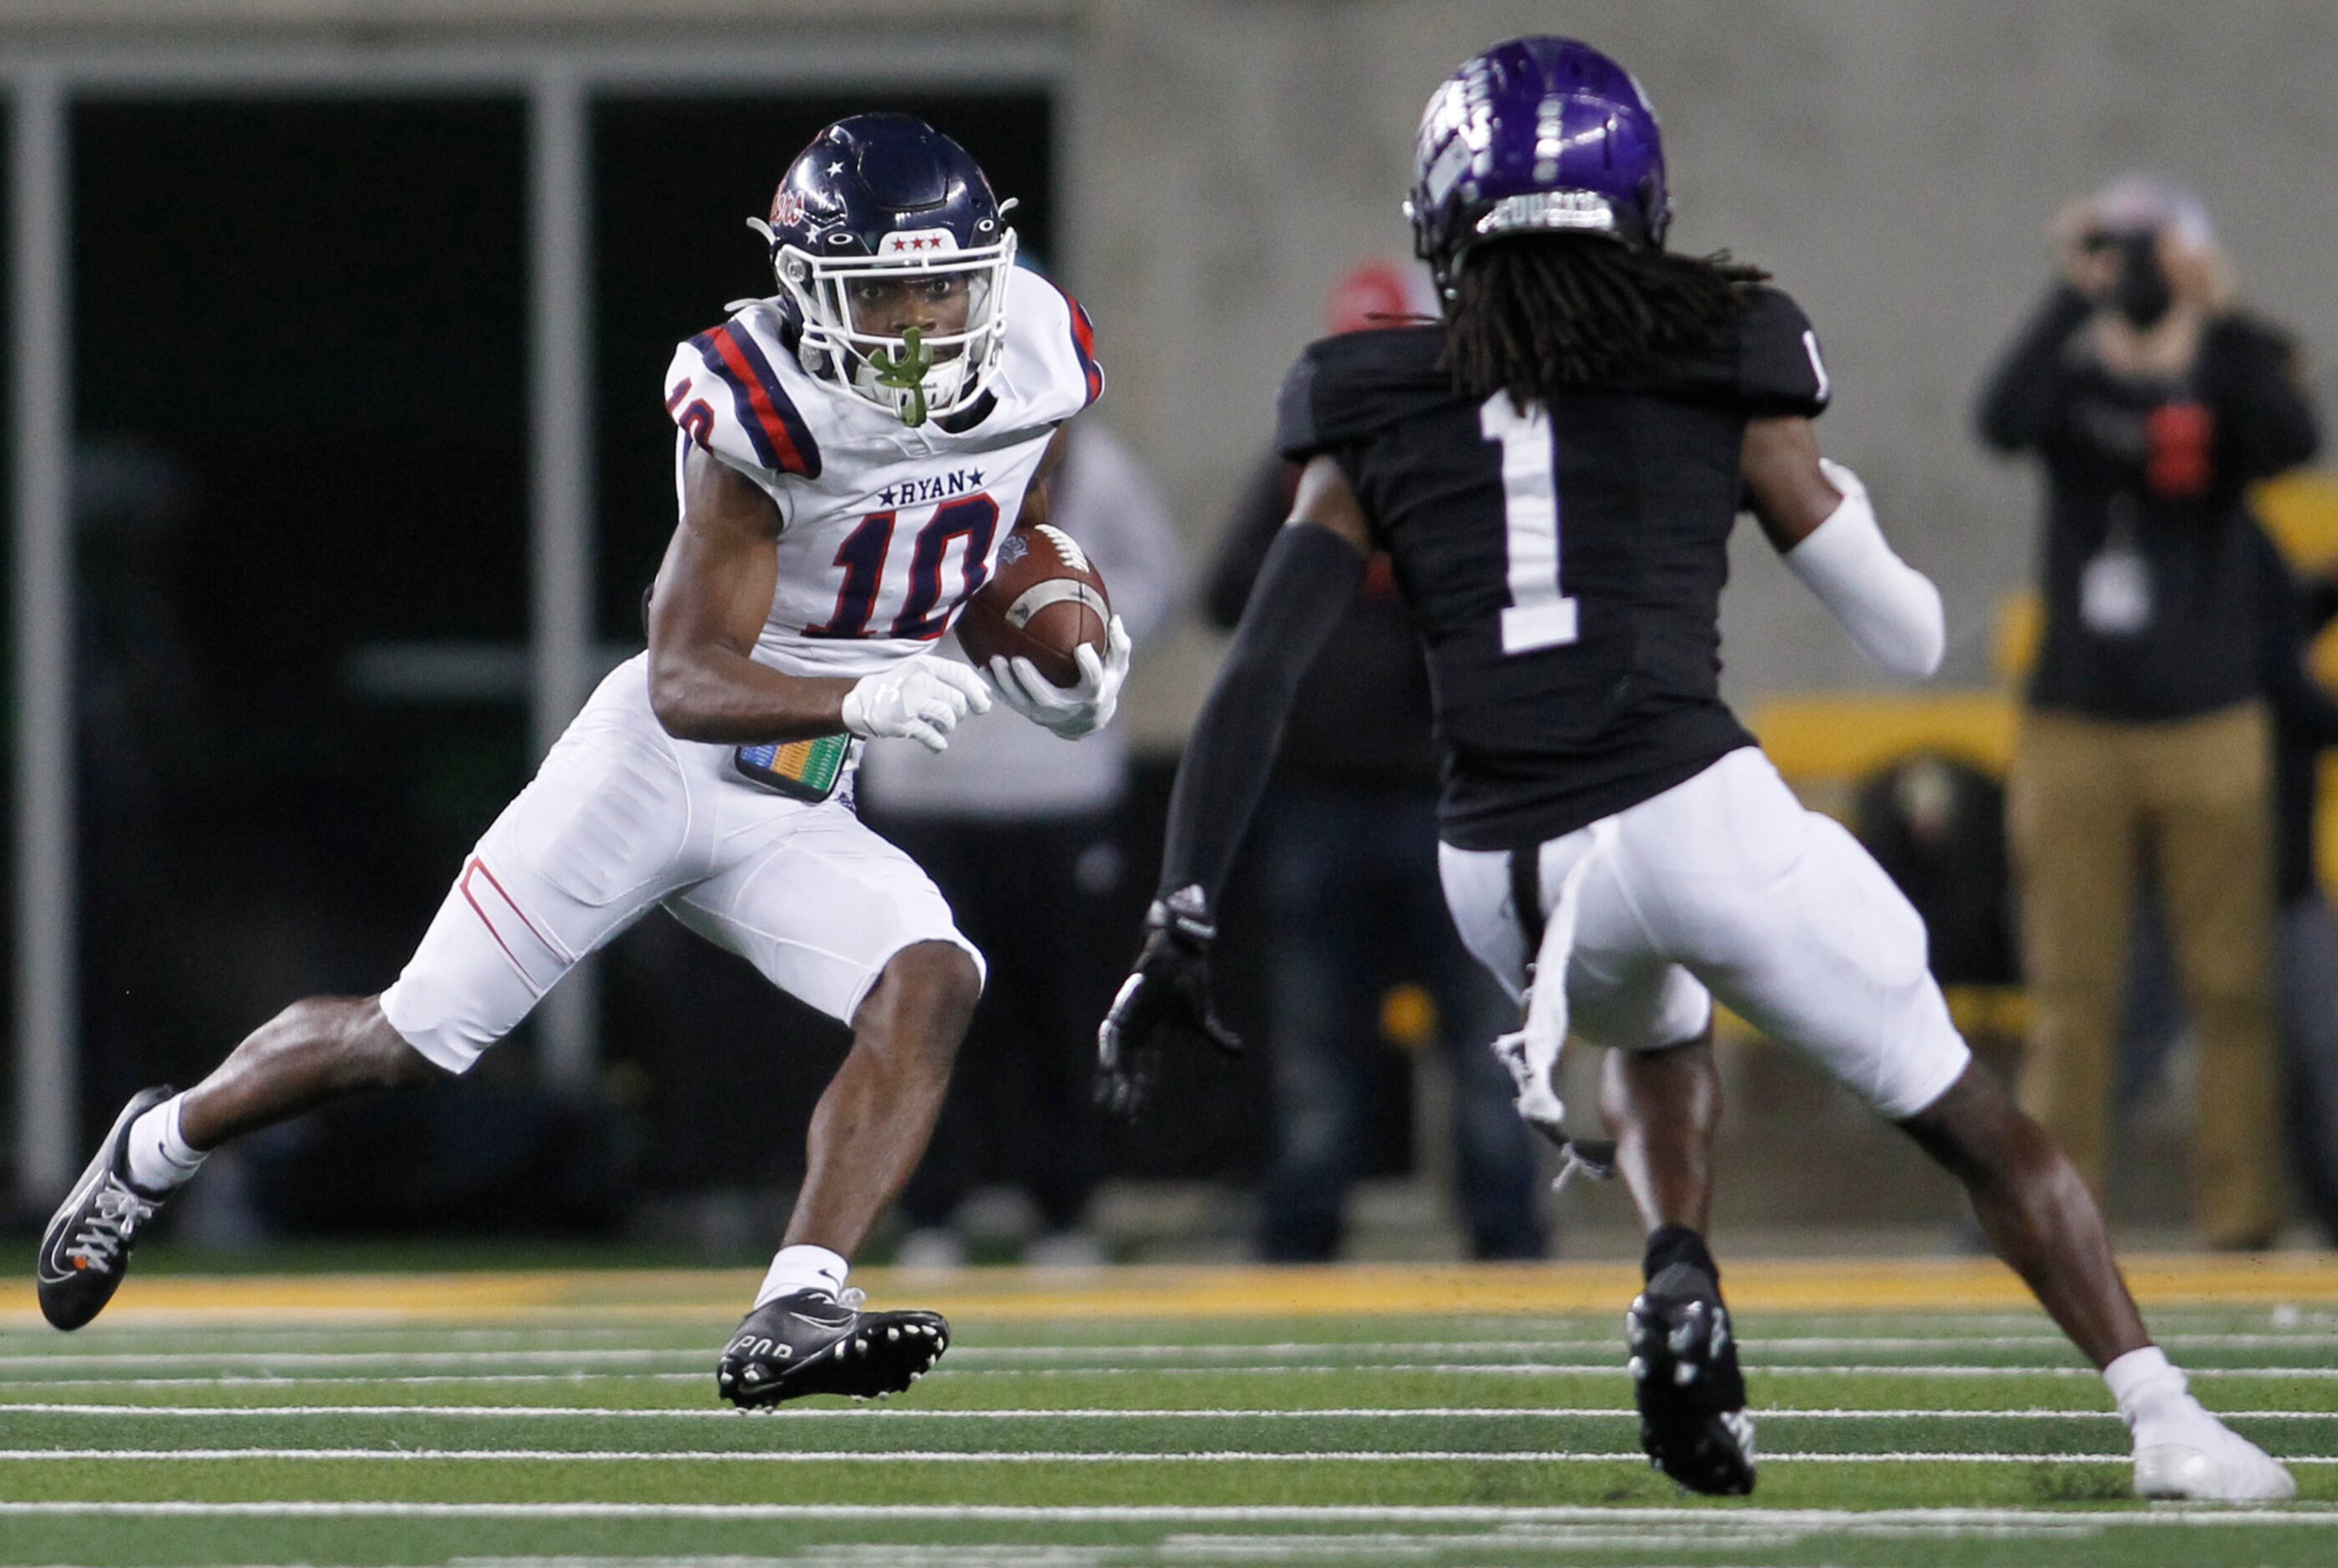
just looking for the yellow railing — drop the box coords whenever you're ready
[1749,466,2338,893]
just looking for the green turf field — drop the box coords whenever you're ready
[3,1267,2335,1565]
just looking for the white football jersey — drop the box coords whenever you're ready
[662,266,1104,678]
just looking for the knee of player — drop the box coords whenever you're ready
[1899,1063,2053,1175]
[858,941,983,1061]
[336,995,454,1090]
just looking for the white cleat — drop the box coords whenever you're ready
[2133,1429,2296,1502]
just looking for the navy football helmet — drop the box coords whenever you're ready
[1406,38,1671,299]
[751,114,1018,423]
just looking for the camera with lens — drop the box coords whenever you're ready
[2081,227,2174,327]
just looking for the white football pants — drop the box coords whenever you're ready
[1439,746,1971,1120]
[380,654,982,1074]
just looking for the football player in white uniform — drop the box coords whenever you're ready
[39,114,1128,1405]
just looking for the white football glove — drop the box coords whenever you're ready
[839,658,992,753]
[986,615,1131,740]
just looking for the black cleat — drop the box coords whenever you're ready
[1627,1262,1756,1496]
[37,1086,178,1331]
[716,1288,949,1408]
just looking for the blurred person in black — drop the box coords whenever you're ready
[1203,260,1543,1264]
[860,412,1185,1267]
[2117,527,2338,1241]
[2088,526,2338,1245]
[1977,175,2321,1249]
[2229,526,2338,1237]
[2259,534,2338,1237]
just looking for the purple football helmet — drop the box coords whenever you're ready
[1406,37,1670,296]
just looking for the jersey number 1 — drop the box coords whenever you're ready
[1480,396,1580,655]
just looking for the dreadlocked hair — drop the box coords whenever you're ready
[1441,235,1769,408]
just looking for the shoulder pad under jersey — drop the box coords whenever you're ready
[1275,326,1446,463]
[987,267,1104,428]
[1734,286,1830,418]
[664,307,824,480]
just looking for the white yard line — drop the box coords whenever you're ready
[15,1363,2335,1387]
[888,1334,2338,1356]
[0,1400,2327,1421]
[934,1363,2338,1379]
[11,1359,2338,1393]
[33,1308,2304,1334]
[0,1372,715,1389]
[0,1325,671,1347]
[4,1444,2333,1464]
[8,1334,2330,1370]
[1,1500,2335,1526]
[0,1348,699,1370]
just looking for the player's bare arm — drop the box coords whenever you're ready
[1739,414,1841,551]
[1015,423,1073,529]
[646,446,856,743]
[1287,452,1375,554]
[1743,415,1946,679]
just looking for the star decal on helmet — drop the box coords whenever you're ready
[878,230,959,257]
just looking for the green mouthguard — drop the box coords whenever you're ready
[873,324,934,427]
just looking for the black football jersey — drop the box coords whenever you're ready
[1274,286,1829,852]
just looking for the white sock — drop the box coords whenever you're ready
[124,1095,207,1193]
[756,1244,850,1307]
[2105,1345,2194,1442]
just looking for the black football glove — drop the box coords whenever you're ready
[1096,886,1242,1119]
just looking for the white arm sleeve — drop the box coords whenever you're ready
[1781,458,1946,680]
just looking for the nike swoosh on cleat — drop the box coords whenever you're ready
[37,1167,114,1282]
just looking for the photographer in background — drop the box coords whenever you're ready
[1977,175,2320,1249]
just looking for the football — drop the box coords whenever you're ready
[956,523,1111,688]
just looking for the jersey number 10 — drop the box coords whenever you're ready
[1480,396,1581,655]
[804,494,1003,641]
